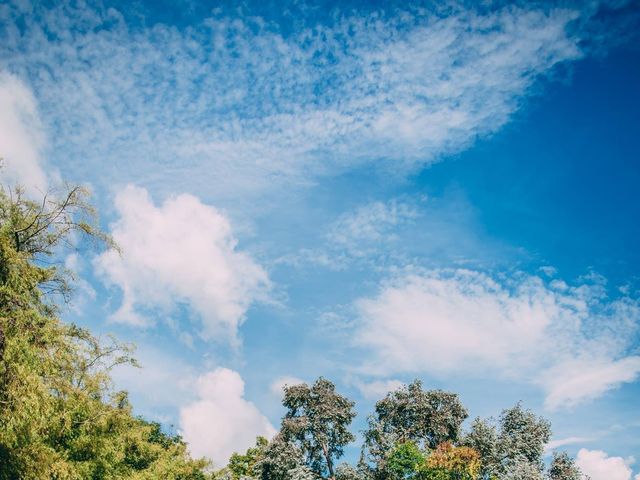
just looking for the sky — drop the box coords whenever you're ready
[1,0,640,477]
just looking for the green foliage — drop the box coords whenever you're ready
[288,465,320,480]
[547,451,583,480]
[499,458,544,480]
[281,378,356,478]
[386,441,425,479]
[462,403,551,479]
[421,442,480,480]
[361,380,468,478]
[253,434,306,480]
[334,463,364,480]
[0,184,210,479]
[461,418,499,478]
[227,437,268,479]
[382,440,481,480]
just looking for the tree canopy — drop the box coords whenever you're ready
[222,381,584,480]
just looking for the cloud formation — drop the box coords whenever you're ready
[179,368,276,466]
[269,376,305,398]
[575,449,636,480]
[95,185,269,341]
[356,269,640,409]
[545,436,594,451]
[0,2,583,201]
[327,199,420,257]
[354,379,405,400]
[0,72,48,193]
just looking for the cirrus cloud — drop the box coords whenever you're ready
[0,1,585,202]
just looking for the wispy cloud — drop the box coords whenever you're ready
[327,199,420,257]
[354,269,640,409]
[275,191,521,272]
[0,72,49,193]
[546,436,594,452]
[1,1,584,203]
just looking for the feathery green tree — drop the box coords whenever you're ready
[0,184,210,479]
[281,378,356,479]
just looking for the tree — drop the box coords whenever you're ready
[226,437,269,479]
[281,378,356,478]
[361,381,468,477]
[253,434,306,480]
[462,403,551,478]
[335,464,364,480]
[547,452,582,480]
[289,465,320,480]
[385,441,425,480]
[212,375,580,480]
[500,458,544,480]
[422,442,481,480]
[462,418,500,479]
[497,403,550,474]
[0,184,210,479]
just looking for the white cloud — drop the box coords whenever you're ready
[540,356,640,409]
[354,379,405,400]
[545,436,594,451]
[279,189,514,272]
[540,266,558,277]
[269,376,305,397]
[64,252,97,314]
[0,3,584,202]
[0,72,48,193]
[575,449,635,480]
[95,185,269,341]
[279,198,421,269]
[327,199,420,256]
[179,368,276,466]
[356,269,640,409]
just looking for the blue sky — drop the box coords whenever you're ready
[1,0,640,477]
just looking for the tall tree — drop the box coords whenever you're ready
[497,403,551,474]
[461,418,500,478]
[0,184,210,479]
[253,434,306,480]
[462,403,551,478]
[281,378,356,479]
[361,380,468,477]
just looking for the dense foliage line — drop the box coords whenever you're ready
[0,184,586,479]
[216,379,585,480]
